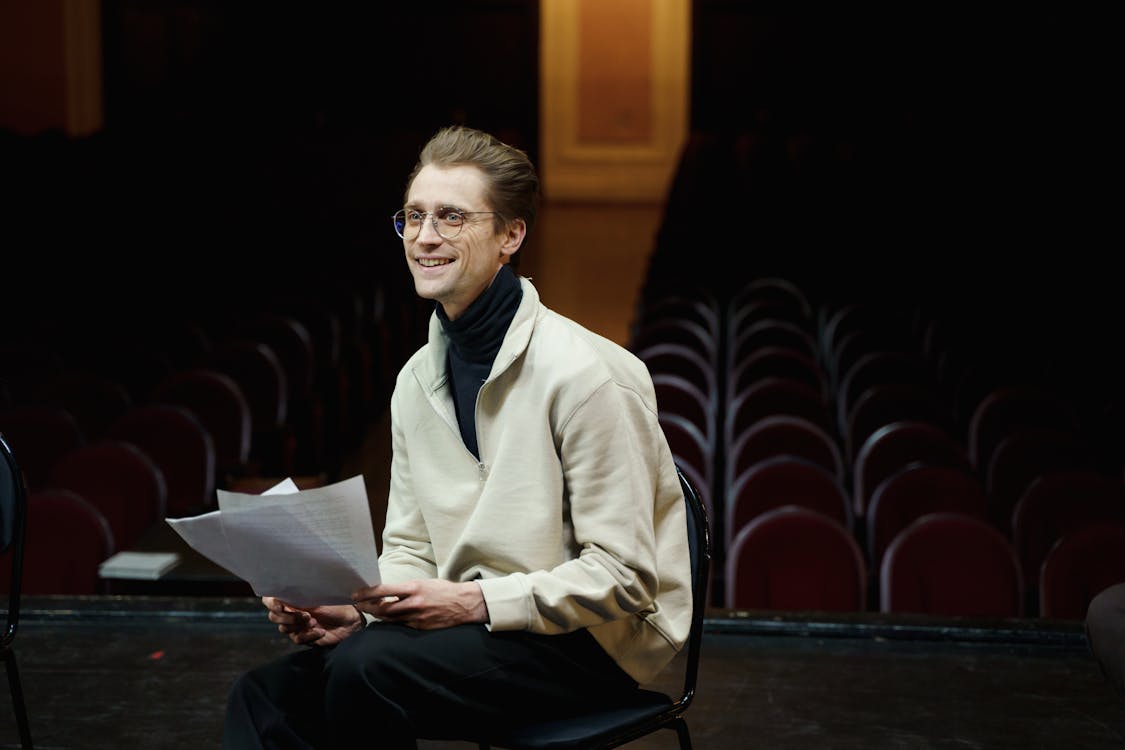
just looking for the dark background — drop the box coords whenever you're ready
[3,4,1120,440]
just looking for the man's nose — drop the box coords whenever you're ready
[417,214,443,242]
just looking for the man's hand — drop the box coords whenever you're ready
[261,597,365,647]
[353,580,489,629]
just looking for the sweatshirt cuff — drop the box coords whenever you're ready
[477,574,529,631]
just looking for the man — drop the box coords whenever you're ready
[223,125,692,748]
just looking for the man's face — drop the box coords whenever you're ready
[402,164,523,320]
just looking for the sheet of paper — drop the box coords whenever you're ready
[166,475,380,607]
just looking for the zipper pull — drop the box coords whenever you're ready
[478,462,488,481]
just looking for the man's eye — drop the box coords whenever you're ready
[406,210,425,222]
[438,209,465,224]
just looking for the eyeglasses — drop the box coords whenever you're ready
[392,207,496,240]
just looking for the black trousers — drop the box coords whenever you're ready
[1087,582,1125,699]
[223,622,637,749]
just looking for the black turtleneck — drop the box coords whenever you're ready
[436,265,523,459]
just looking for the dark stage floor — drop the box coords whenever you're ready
[1,596,1123,749]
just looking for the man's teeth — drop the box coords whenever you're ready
[419,258,452,267]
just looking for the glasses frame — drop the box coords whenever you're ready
[392,207,498,241]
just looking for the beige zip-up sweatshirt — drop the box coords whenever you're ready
[378,277,692,684]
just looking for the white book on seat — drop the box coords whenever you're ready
[98,551,182,580]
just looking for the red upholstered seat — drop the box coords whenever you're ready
[1039,522,1125,621]
[1011,470,1125,602]
[653,374,716,444]
[725,377,832,449]
[108,404,217,517]
[659,413,713,497]
[725,505,865,612]
[851,420,969,520]
[725,456,852,553]
[865,464,987,571]
[150,368,252,481]
[637,343,717,401]
[0,488,116,595]
[880,512,1023,618]
[967,386,1077,474]
[984,427,1088,534]
[725,414,843,492]
[0,405,86,492]
[46,440,167,551]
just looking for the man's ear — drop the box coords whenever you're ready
[499,218,526,260]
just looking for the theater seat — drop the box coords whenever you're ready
[1039,522,1125,621]
[851,420,970,521]
[865,463,987,571]
[46,440,167,551]
[108,404,217,517]
[0,488,116,596]
[1011,470,1125,606]
[880,512,1023,618]
[725,414,843,492]
[725,456,852,553]
[726,505,865,612]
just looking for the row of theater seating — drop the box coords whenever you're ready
[0,277,418,597]
[629,274,1125,620]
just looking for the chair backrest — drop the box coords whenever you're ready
[727,414,844,490]
[675,464,712,714]
[30,372,134,442]
[726,376,832,448]
[1,432,29,643]
[238,313,317,403]
[845,383,948,467]
[1039,522,1125,621]
[880,512,1023,618]
[4,488,116,595]
[653,374,716,443]
[728,277,813,332]
[726,456,852,552]
[0,431,34,747]
[725,505,865,612]
[636,343,717,399]
[211,340,289,433]
[967,385,1077,474]
[984,427,1088,534]
[730,318,818,365]
[630,318,718,367]
[659,413,713,494]
[634,294,721,342]
[150,367,252,478]
[1011,470,1125,596]
[836,351,933,437]
[210,339,294,477]
[865,463,987,571]
[820,303,909,375]
[46,439,168,551]
[729,346,827,403]
[852,420,970,520]
[0,405,86,492]
[107,404,218,517]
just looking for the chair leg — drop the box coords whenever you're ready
[670,717,692,750]
[4,652,34,749]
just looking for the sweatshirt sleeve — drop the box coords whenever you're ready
[479,377,677,634]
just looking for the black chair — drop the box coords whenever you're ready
[1,432,34,748]
[458,466,711,749]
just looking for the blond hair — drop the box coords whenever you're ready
[405,125,540,236]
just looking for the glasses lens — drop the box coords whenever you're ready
[393,209,416,239]
[394,208,471,240]
[435,208,464,239]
